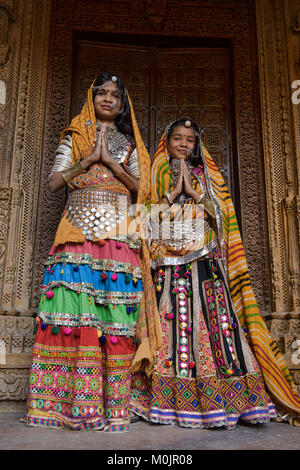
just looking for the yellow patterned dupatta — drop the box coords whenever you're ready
[59,80,162,376]
[149,132,300,419]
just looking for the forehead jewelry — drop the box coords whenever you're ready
[93,81,113,91]
[165,119,201,140]
[93,76,119,92]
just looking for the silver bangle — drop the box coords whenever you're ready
[196,193,205,204]
[165,191,173,205]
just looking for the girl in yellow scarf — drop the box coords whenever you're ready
[23,73,160,433]
[131,117,300,429]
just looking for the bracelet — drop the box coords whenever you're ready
[61,161,85,183]
[165,191,173,205]
[196,193,205,204]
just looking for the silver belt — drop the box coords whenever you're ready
[151,219,208,250]
[65,189,131,241]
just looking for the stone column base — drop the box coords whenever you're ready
[266,311,300,393]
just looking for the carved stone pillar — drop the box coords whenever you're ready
[256,0,300,392]
[0,0,51,410]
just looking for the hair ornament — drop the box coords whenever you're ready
[93,81,113,91]
[111,75,118,82]
[184,120,192,128]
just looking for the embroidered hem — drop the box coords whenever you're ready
[130,371,277,430]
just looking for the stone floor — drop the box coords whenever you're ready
[0,412,300,451]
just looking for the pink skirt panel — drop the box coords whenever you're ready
[49,240,141,267]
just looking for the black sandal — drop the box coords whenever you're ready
[130,414,141,423]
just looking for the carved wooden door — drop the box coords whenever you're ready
[72,40,234,192]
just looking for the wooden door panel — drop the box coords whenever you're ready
[155,48,230,187]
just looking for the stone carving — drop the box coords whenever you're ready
[0,0,51,315]
[256,0,300,314]
[283,195,300,309]
[269,319,289,336]
[267,315,300,392]
[0,316,35,356]
[0,369,29,401]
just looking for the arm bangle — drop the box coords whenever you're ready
[61,161,85,183]
[196,194,205,204]
[165,191,173,205]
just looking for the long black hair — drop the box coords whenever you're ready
[92,73,134,137]
[166,117,204,167]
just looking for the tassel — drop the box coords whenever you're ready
[51,325,59,335]
[110,336,118,344]
[99,334,106,343]
[165,312,174,320]
[46,290,54,300]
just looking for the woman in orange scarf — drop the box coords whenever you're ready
[23,73,160,432]
[131,117,300,429]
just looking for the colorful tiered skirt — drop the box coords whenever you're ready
[23,239,142,432]
[131,257,277,429]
